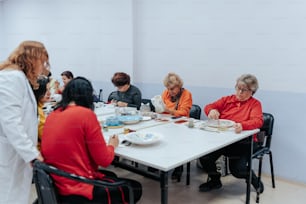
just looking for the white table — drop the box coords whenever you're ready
[97,113,259,204]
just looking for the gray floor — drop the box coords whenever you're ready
[30,161,306,204]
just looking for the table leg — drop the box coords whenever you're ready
[186,162,190,185]
[246,135,253,204]
[160,171,168,204]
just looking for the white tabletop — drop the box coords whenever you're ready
[103,118,259,172]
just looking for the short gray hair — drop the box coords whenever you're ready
[236,74,259,94]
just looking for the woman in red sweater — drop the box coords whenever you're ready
[41,77,142,203]
[199,74,264,194]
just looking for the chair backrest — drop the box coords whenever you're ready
[33,160,134,204]
[33,161,59,204]
[141,98,155,112]
[258,112,274,148]
[189,104,201,119]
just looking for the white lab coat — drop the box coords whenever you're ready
[0,69,39,204]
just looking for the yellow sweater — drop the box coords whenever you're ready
[37,103,46,150]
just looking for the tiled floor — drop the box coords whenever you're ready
[30,161,306,204]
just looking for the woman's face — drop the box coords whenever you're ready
[117,84,130,92]
[167,85,181,97]
[235,82,253,101]
[62,75,72,86]
[41,83,51,103]
[35,60,48,77]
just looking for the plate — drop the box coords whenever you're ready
[141,116,151,121]
[118,115,142,125]
[125,132,163,145]
[206,119,235,129]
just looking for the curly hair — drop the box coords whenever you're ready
[0,41,49,89]
[163,72,184,88]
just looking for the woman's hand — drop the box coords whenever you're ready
[233,123,243,133]
[117,101,128,107]
[108,135,119,148]
[30,154,44,167]
[208,109,220,119]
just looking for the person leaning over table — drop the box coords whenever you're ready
[0,40,48,204]
[162,72,193,182]
[55,70,74,94]
[198,74,264,194]
[108,72,142,110]
[33,75,51,151]
[41,76,142,204]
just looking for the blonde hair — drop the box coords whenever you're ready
[163,72,184,88]
[0,41,49,89]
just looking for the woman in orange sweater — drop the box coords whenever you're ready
[162,72,193,182]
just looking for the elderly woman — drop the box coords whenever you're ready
[162,72,192,117]
[199,74,264,194]
[108,72,142,109]
[162,72,193,182]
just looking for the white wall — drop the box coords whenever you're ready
[0,0,133,96]
[134,0,306,93]
[1,0,306,184]
[133,0,306,184]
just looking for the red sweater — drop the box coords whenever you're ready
[41,105,115,200]
[204,95,263,132]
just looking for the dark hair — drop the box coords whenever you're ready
[111,72,130,87]
[33,76,50,103]
[61,70,74,79]
[56,76,94,111]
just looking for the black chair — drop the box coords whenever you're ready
[141,98,155,112]
[189,104,201,119]
[252,112,275,203]
[33,160,134,204]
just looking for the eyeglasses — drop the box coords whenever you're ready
[236,86,251,93]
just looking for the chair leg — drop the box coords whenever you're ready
[269,151,276,188]
[256,157,263,203]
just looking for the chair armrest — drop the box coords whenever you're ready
[33,160,128,188]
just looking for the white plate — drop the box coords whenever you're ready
[206,119,235,128]
[125,132,163,145]
[141,116,151,121]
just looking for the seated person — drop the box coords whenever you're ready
[41,77,142,203]
[33,75,51,150]
[56,70,74,94]
[198,74,264,193]
[162,72,193,182]
[108,72,142,110]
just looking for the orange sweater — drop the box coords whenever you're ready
[162,88,192,117]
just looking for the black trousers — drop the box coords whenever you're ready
[199,138,260,180]
[59,170,142,204]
